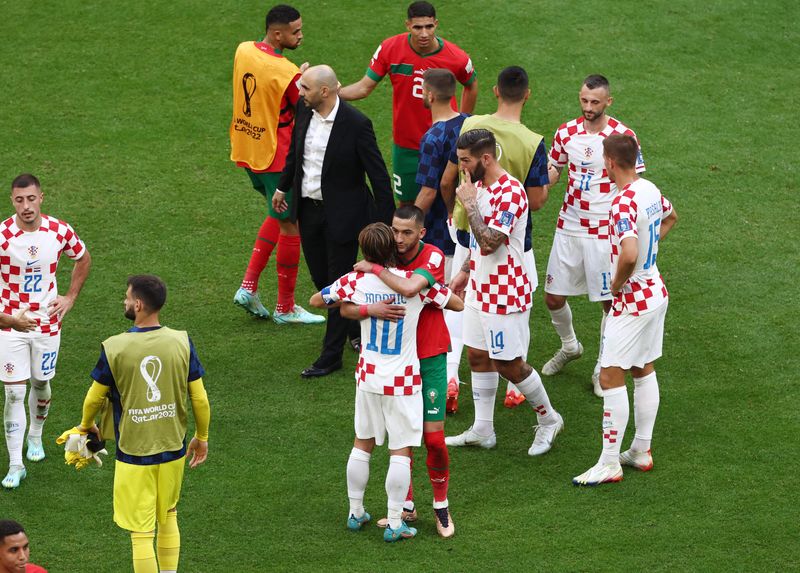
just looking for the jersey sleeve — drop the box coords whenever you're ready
[284,73,301,107]
[416,131,444,188]
[549,128,568,168]
[626,130,646,174]
[366,41,389,82]
[488,185,527,237]
[187,337,206,382]
[525,139,550,187]
[419,282,452,309]
[450,44,476,86]
[90,346,114,386]
[611,193,639,240]
[321,272,361,305]
[661,194,673,218]
[61,223,86,260]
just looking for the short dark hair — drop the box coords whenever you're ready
[266,4,300,30]
[583,74,610,92]
[127,275,167,312]
[408,1,435,19]
[423,68,456,100]
[497,66,529,103]
[358,223,397,267]
[0,520,25,544]
[394,205,425,227]
[456,128,496,158]
[11,173,40,191]
[602,134,638,169]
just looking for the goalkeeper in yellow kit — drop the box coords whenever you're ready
[70,275,211,573]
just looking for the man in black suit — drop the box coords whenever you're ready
[273,64,395,377]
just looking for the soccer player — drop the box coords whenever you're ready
[230,4,324,325]
[446,130,563,455]
[0,520,47,573]
[414,68,468,412]
[441,66,550,410]
[573,134,677,486]
[339,1,477,205]
[1,173,92,489]
[72,275,211,571]
[310,223,463,542]
[345,206,456,537]
[542,74,645,397]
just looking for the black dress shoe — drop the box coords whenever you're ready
[349,337,362,353]
[301,361,343,378]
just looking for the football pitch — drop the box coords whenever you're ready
[2,1,797,571]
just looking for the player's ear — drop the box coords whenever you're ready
[492,85,499,99]
[607,95,614,107]
[419,227,427,239]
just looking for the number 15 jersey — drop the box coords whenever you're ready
[0,214,86,336]
[321,270,452,396]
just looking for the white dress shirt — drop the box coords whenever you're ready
[301,96,340,200]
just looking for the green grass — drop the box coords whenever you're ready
[1,0,798,571]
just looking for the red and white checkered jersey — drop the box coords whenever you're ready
[550,116,645,240]
[467,173,532,314]
[321,270,452,395]
[0,214,86,336]
[609,178,673,317]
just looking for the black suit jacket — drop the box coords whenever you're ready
[278,99,394,243]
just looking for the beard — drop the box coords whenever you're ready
[470,161,486,183]
[124,307,135,321]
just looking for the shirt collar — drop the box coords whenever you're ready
[312,96,340,123]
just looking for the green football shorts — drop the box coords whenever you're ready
[245,169,293,220]
[391,144,421,203]
[420,353,447,422]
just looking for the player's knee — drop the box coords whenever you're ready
[545,293,565,310]
[423,430,446,452]
[466,347,490,370]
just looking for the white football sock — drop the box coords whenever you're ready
[599,386,629,465]
[515,369,556,425]
[471,371,499,436]
[346,447,371,518]
[506,380,521,395]
[385,455,411,529]
[596,310,609,371]
[445,308,463,382]
[4,385,27,467]
[27,379,51,439]
[631,372,659,452]
[549,303,579,351]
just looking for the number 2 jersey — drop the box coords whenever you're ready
[321,270,452,396]
[0,214,86,336]
[609,178,673,317]
[550,116,645,240]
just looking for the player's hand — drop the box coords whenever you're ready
[10,309,36,332]
[272,190,288,213]
[368,299,405,322]
[299,61,310,73]
[352,260,373,274]
[455,169,477,205]
[448,271,468,300]
[187,438,208,468]
[48,295,75,321]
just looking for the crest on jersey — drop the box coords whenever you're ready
[616,219,632,234]
[584,147,593,158]
[27,246,38,257]
[3,363,14,374]
[140,355,163,403]
[427,388,438,404]
[499,211,514,228]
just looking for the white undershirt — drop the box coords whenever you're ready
[301,97,340,200]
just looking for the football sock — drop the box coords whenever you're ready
[444,309,463,382]
[346,447,371,519]
[424,430,449,506]
[549,303,579,352]
[27,378,51,439]
[275,234,301,313]
[631,372,659,452]
[515,369,556,425]
[596,310,608,371]
[599,386,629,465]
[240,216,280,292]
[131,532,157,573]
[156,510,180,573]
[4,385,26,467]
[385,455,412,530]
[471,371,499,436]
[505,380,521,396]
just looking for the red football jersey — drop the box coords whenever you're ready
[366,34,475,150]
[397,242,450,359]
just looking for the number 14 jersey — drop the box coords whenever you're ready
[321,270,452,396]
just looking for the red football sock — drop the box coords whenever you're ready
[424,430,449,503]
[405,456,414,505]
[241,217,280,292]
[275,233,301,313]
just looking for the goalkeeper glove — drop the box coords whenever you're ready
[56,427,108,470]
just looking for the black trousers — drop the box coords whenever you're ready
[298,197,360,367]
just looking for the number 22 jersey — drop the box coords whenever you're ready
[321,270,452,396]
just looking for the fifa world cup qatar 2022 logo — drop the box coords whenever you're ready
[140,355,162,403]
[242,73,257,117]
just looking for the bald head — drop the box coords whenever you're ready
[300,65,339,112]
[305,64,338,89]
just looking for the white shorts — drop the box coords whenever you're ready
[0,332,61,382]
[462,305,530,361]
[354,387,423,450]
[545,233,612,302]
[600,301,668,370]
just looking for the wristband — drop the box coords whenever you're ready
[371,264,385,276]
[359,304,369,318]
